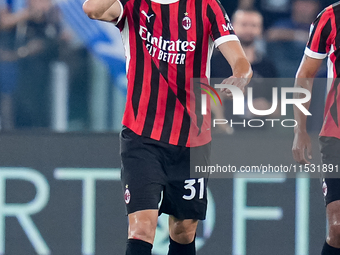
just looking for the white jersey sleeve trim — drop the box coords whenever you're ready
[304,47,327,60]
[112,0,124,25]
[214,35,239,48]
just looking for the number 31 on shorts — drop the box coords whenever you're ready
[182,178,205,200]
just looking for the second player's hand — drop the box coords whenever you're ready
[292,131,313,164]
[220,76,248,99]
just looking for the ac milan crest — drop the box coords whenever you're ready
[182,12,191,30]
[124,187,131,204]
[322,180,328,197]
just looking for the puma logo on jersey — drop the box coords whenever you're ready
[222,23,233,32]
[141,10,154,23]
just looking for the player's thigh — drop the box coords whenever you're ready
[160,143,211,220]
[120,127,164,214]
[319,136,340,206]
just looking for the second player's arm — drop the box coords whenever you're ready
[292,55,323,164]
[217,41,253,96]
[82,0,121,21]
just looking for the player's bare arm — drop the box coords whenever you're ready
[292,55,323,164]
[82,0,121,21]
[217,40,253,97]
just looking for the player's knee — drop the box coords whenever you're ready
[171,229,196,244]
[170,220,197,244]
[128,218,157,243]
[328,223,340,246]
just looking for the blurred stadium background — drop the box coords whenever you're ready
[0,0,334,254]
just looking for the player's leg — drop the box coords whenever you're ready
[169,216,198,243]
[163,175,206,255]
[168,216,198,255]
[160,142,211,255]
[320,137,340,254]
[120,126,165,255]
[322,200,340,254]
[126,210,158,255]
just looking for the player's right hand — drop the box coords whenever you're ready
[220,76,248,99]
[292,131,312,164]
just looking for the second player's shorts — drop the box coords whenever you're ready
[319,136,340,206]
[120,126,211,220]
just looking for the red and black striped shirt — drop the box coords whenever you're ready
[305,2,340,140]
[114,0,238,147]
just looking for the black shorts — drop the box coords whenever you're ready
[120,127,211,220]
[319,136,340,206]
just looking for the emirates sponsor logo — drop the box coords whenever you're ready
[139,25,196,64]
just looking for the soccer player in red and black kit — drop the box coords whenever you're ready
[292,2,340,254]
[83,0,252,254]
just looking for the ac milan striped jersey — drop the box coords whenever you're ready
[305,2,340,140]
[114,0,238,147]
